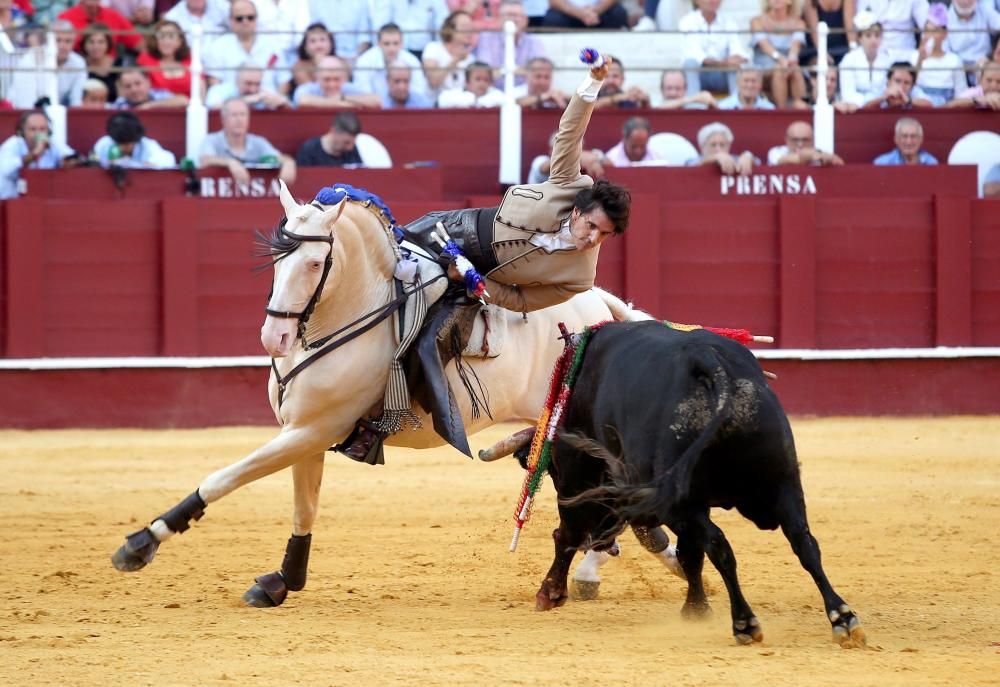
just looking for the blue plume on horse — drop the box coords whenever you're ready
[314,184,404,243]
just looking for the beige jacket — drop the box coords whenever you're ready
[483,87,601,313]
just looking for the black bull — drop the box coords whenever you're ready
[535,321,866,647]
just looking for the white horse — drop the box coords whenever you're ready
[111,182,680,605]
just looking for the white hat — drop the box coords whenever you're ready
[853,10,880,32]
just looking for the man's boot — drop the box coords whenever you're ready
[338,419,387,465]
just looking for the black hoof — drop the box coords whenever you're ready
[830,604,867,648]
[242,571,288,608]
[111,528,159,572]
[734,616,764,645]
[681,600,712,619]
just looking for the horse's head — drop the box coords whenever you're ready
[260,180,345,358]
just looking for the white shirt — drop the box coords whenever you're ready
[839,47,893,106]
[309,0,373,59]
[352,47,429,100]
[202,33,286,91]
[437,86,505,108]
[529,218,576,252]
[0,134,75,199]
[909,49,967,94]
[422,40,474,95]
[253,0,312,64]
[10,49,86,108]
[857,0,929,59]
[92,135,177,169]
[164,0,230,47]
[679,10,750,64]
[370,0,450,52]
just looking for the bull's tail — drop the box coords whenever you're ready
[591,287,654,322]
[558,348,731,528]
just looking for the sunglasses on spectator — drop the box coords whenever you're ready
[233,14,256,22]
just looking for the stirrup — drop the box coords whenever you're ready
[334,419,387,465]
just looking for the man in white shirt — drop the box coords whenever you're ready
[839,13,893,106]
[199,98,296,185]
[164,0,230,47]
[513,57,570,109]
[91,111,177,169]
[767,121,845,165]
[0,111,76,199]
[370,0,450,56]
[353,23,429,101]
[10,20,86,108]
[718,68,775,109]
[655,69,718,109]
[856,0,929,60]
[202,0,286,91]
[438,61,506,107]
[205,62,292,109]
[680,0,749,96]
[309,0,374,60]
[293,56,383,108]
[947,0,1000,80]
[604,117,666,167]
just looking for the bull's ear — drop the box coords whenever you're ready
[321,199,346,229]
[278,179,299,218]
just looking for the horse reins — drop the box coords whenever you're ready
[264,217,336,344]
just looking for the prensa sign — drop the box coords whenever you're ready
[200,176,282,198]
[721,174,818,196]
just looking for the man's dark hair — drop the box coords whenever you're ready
[332,111,361,136]
[106,111,145,143]
[378,22,402,38]
[465,60,492,81]
[887,61,916,82]
[622,116,651,138]
[574,180,631,234]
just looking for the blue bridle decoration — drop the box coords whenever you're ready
[314,184,404,243]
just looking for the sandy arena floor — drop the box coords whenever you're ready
[0,418,998,686]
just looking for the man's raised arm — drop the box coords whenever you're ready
[548,60,610,185]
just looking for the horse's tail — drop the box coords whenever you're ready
[591,287,654,322]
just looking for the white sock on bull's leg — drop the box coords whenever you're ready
[657,544,685,580]
[149,519,175,542]
[571,544,618,601]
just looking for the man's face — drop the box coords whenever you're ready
[378,30,402,62]
[119,71,151,105]
[56,31,74,60]
[860,27,882,54]
[737,71,762,100]
[624,128,649,162]
[186,0,206,12]
[889,69,914,95]
[661,72,686,99]
[785,123,813,153]
[895,123,923,156]
[23,114,49,141]
[980,66,1000,94]
[81,89,107,107]
[569,206,615,251]
[605,63,624,91]
[237,69,263,95]
[826,69,838,99]
[387,68,411,102]
[330,130,356,156]
[230,1,257,38]
[527,63,551,95]
[467,68,492,96]
[222,100,250,136]
[702,132,731,156]
[317,63,347,96]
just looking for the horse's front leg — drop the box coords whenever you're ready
[111,427,329,574]
[243,452,325,607]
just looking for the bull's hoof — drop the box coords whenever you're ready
[570,578,601,601]
[111,528,159,572]
[830,605,867,648]
[734,616,764,645]
[681,600,712,619]
[242,571,288,608]
[535,580,568,611]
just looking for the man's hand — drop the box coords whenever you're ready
[546,89,570,108]
[590,55,612,81]
[736,151,755,176]
[715,152,737,175]
[627,85,651,107]
[689,91,718,108]
[258,91,290,109]
[29,135,49,160]
[725,55,748,66]
[579,8,601,25]
[228,159,250,186]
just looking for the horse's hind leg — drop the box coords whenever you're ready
[111,427,329,574]
[243,453,325,608]
[775,486,866,648]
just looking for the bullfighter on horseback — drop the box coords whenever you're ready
[339,56,633,463]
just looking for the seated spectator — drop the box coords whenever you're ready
[108,0,154,28]
[595,56,651,108]
[207,63,292,109]
[680,0,749,97]
[422,10,478,98]
[542,0,629,28]
[863,0,930,61]
[767,120,845,164]
[296,111,386,167]
[198,97,296,185]
[751,0,808,108]
[59,0,143,55]
[947,61,1000,109]
[164,0,230,46]
[309,0,374,60]
[984,162,1000,197]
[294,56,382,108]
[448,0,501,31]
[354,23,430,101]
[81,78,111,107]
[718,67,776,109]
[862,61,933,108]
[113,67,189,109]
[873,116,938,165]
[203,0,285,91]
[81,22,125,102]
[604,117,665,167]
[0,110,76,200]
[371,0,450,58]
[526,130,608,183]
[9,19,86,108]
[514,57,570,109]
[947,0,1000,84]
[910,4,967,106]
[382,63,435,108]
[839,12,892,106]
[281,22,337,98]
[476,0,545,86]
[92,111,177,168]
[802,0,854,65]
[438,61,506,107]
[817,66,860,112]
[136,20,195,98]
[688,121,755,176]
[655,69,718,109]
